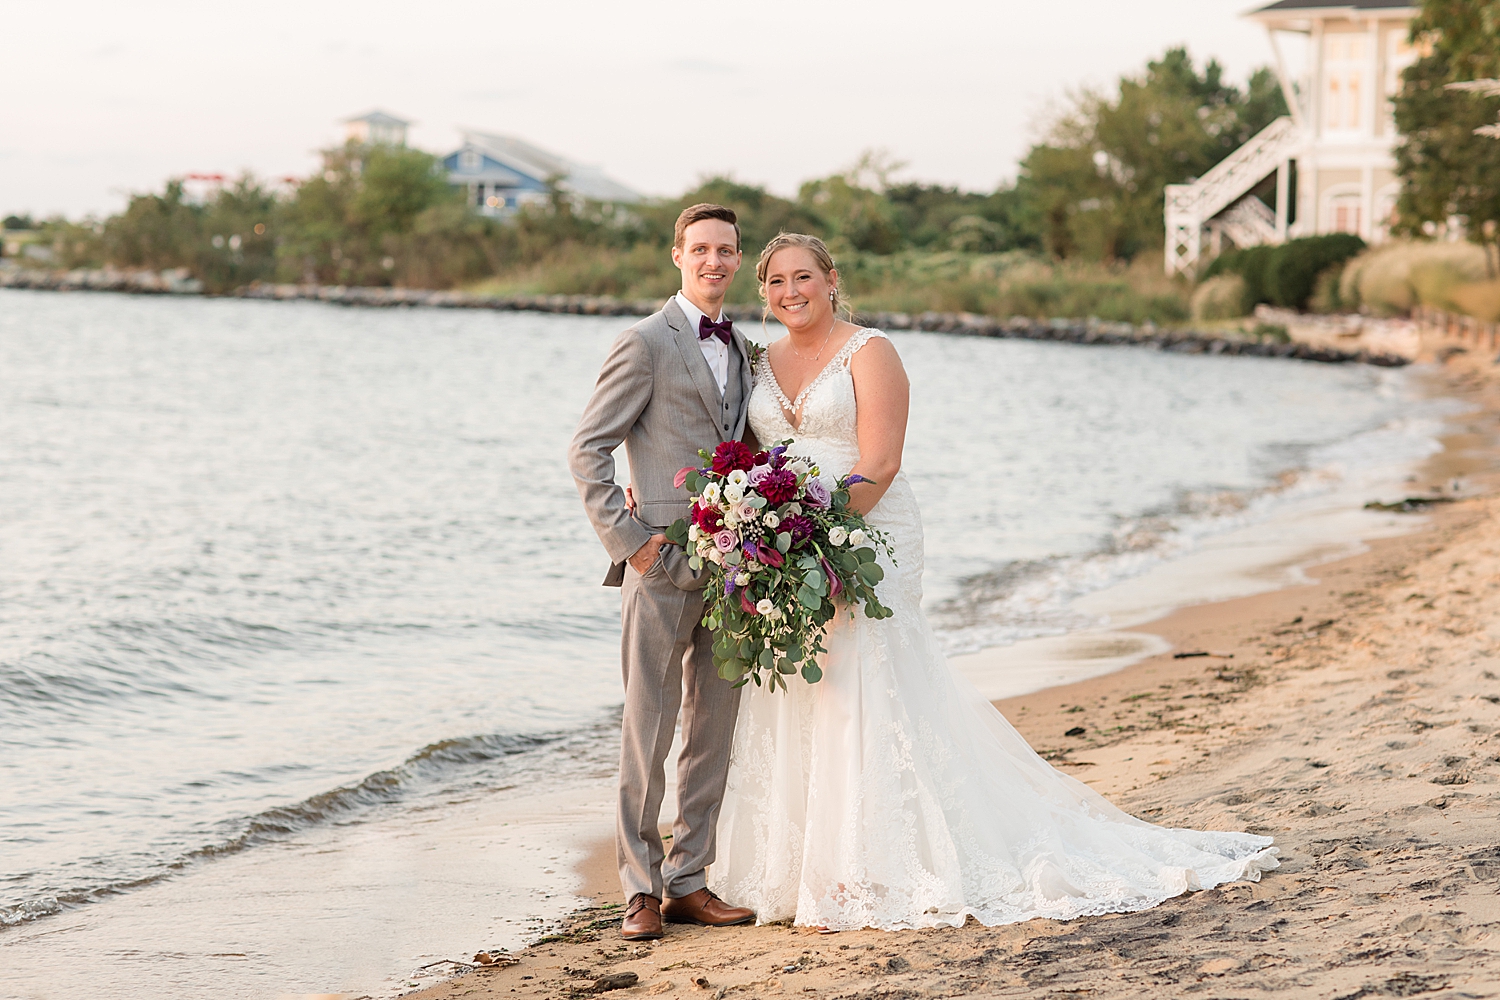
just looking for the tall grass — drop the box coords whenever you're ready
[1335,241,1500,320]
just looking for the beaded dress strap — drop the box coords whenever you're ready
[757,329,888,418]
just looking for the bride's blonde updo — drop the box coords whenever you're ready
[755,233,851,320]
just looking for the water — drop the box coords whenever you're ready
[0,290,1438,989]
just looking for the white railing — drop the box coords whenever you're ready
[1165,116,1304,275]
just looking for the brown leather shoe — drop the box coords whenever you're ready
[661,888,755,926]
[621,893,663,940]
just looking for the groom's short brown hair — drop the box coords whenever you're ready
[674,203,740,250]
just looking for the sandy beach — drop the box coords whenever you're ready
[407,348,1500,999]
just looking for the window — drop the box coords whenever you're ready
[459,149,481,171]
[1324,34,1367,133]
[1329,193,1363,234]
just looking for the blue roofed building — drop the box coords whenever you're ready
[443,131,642,214]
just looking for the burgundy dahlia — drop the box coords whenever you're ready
[759,468,798,505]
[712,440,755,475]
[781,513,814,545]
[692,503,723,533]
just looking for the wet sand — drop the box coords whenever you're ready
[409,351,1500,998]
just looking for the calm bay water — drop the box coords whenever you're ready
[0,289,1435,938]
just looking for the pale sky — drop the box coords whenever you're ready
[3,1,1293,219]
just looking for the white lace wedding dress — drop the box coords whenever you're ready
[709,329,1279,931]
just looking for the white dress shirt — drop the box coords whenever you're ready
[674,292,730,395]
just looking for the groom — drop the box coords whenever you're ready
[568,204,757,940]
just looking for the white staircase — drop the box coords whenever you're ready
[1215,196,1279,249]
[1164,116,1304,275]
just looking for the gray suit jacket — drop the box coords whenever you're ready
[568,298,754,587]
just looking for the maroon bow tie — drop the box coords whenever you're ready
[698,316,733,344]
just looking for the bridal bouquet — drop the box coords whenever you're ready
[665,440,893,691]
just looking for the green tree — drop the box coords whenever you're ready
[1393,0,1500,275]
[276,143,472,286]
[1016,48,1289,261]
[104,179,203,270]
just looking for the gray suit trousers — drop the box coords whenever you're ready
[618,558,741,901]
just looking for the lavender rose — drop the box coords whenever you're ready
[802,477,832,508]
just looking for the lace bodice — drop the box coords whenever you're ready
[749,329,885,480]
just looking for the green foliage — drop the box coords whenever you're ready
[1205,234,1365,310]
[1190,273,1250,320]
[17,45,1277,314]
[1393,0,1500,274]
[1018,47,1288,261]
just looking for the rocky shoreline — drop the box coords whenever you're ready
[0,266,1410,367]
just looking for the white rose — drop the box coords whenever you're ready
[735,572,750,586]
[723,482,745,504]
[707,547,724,564]
[688,524,700,542]
[726,469,749,489]
[828,526,849,546]
[789,459,810,477]
[768,607,783,621]
[784,502,803,516]
[849,529,868,546]
[722,510,739,528]
[756,598,775,615]
[744,559,761,572]
[763,511,781,529]
[702,482,721,504]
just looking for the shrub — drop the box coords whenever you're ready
[1309,264,1346,314]
[1263,234,1365,309]
[1205,234,1365,311]
[1190,273,1249,320]
[1339,240,1490,315]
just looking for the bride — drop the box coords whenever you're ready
[709,233,1279,931]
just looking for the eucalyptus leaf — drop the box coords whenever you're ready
[801,663,823,684]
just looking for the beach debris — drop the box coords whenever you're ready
[1173,650,1234,659]
[691,975,712,989]
[1064,726,1087,737]
[1363,496,1457,513]
[472,951,520,968]
[885,955,912,973]
[592,972,640,992]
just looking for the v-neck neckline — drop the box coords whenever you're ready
[760,332,864,431]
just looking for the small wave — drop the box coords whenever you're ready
[931,408,1446,654]
[0,718,618,927]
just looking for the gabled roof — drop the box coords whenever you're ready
[344,109,412,127]
[453,130,641,203]
[1254,0,1413,8]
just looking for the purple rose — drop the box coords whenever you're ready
[747,463,773,486]
[714,530,737,552]
[802,477,831,508]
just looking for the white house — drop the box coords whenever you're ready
[344,110,411,147]
[442,130,641,213]
[1165,0,1419,275]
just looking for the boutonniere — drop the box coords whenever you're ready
[745,341,766,369]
